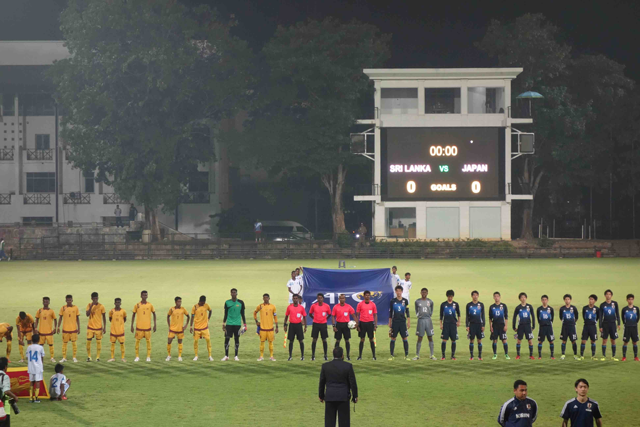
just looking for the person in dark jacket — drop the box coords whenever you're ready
[319,347,358,427]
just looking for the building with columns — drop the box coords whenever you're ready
[354,68,533,240]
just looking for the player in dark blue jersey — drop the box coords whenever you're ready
[513,293,535,360]
[388,285,410,361]
[497,379,538,427]
[536,295,555,359]
[466,291,485,360]
[598,289,620,361]
[439,290,460,360]
[489,291,510,360]
[621,293,639,362]
[580,294,600,360]
[560,379,603,427]
[559,294,579,360]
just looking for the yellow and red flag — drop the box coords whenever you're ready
[7,367,50,399]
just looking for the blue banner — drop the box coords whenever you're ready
[302,268,393,325]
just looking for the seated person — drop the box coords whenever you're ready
[49,363,71,401]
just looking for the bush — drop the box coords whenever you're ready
[337,232,353,248]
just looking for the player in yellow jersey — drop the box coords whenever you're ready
[57,295,81,363]
[254,293,279,361]
[0,323,13,360]
[35,296,57,362]
[85,292,107,362]
[16,311,35,362]
[108,298,127,362]
[190,295,213,361]
[166,297,190,361]
[131,290,156,362]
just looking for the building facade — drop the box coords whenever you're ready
[355,68,533,240]
[0,41,227,234]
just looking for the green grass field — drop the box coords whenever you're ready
[1,259,639,426]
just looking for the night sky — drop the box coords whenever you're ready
[1,0,639,81]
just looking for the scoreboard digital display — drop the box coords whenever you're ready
[381,127,505,201]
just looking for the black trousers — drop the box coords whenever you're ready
[325,400,350,427]
[0,414,10,427]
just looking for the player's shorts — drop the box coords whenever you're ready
[441,323,458,341]
[601,322,619,340]
[287,323,304,341]
[39,334,54,346]
[560,324,577,342]
[20,331,33,342]
[311,323,328,340]
[391,321,408,339]
[62,331,78,343]
[538,325,555,342]
[86,329,103,340]
[334,322,351,341]
[468,323,484,340]
[29,373,43,382]
[0,331,11,341]
[168,330,185,340]
[517,324,533,341]
[358,321,375,339]
[259,329,275,342]
[581,324,598,342]
[225,325,241,339]
[416,318,434,337]
[623,326,639,343]
[135,330,151,340]
[194,329,210,340]
[110,334,125,344]
[490,323,508,341]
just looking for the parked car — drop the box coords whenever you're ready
[261,221,313,241]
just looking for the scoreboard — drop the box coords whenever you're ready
[381,127,505,201]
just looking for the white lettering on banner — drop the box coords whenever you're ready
[430,184,457,192]
[389,165,432,173]
[461,164,488,172]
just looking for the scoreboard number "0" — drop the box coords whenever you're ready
[471,181,481,194]
[407,181,416,193]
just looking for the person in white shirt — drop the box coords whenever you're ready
[390,266,401,291]
[49,363,71,401]
[399,272,412,303]
[27,333,45,403]
[287,271,303,304]
[1,356,18,423]
[295,267,305,306]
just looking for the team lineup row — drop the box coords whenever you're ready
[1,287,638,364]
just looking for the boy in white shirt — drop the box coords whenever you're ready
[391,266,401,290]
[50,363,71,400]
[399,272,412,303]
[27,333,45,403]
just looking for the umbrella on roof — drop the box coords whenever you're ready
[516,91,544,116]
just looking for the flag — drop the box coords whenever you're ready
[7,367,50,399]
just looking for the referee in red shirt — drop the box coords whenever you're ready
[309,294,333,361]
[284,294,307,361]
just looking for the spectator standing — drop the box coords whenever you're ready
[114,205,123,228]
[357,223,367,246]
[254,220,263,242]
[1,356,18,426]
[0,238,8,261]
[129,204,138,222]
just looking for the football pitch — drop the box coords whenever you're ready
[1,258,639,426]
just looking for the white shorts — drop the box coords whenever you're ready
[29,372,43,382]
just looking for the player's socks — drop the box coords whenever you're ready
[167,344,172,356]
[72,341,78,359]
[260,341,265,358]
[87,341,92,358]
[478,343,482,358]
[503,342,508,355]
[550,343,555,357]
[469,343,474,358]
[178,343,183,358]
[19,343,25,361]
[516,344,521,356]
[370,342,376,358]
[110,343,115,359]
[269,341,274,358]
[96,340,102,359]
[580,343,585,356]
[6,341,11,358]
[390,340,395,356]
[591,343,596,356]
[49,345,54,359]
[312,341,317,358]
[572,342,577,355]
[345,341,350,359]
[634,344,638,358]
[561,343,566,355]
[146,339,152,358]
[538,344,543,358]
[359,342,364,358]
[492,342,497,355]
[528,345,533,357]
[299,341,304,358]
[289,340,294,358]
[194,340,199,358]
[612,345,617,357]
[451,341,457,358]
[206,339,212,357]
[323,340,328,358]
[623,345,627,358]
[429,341,434,357]
[441,342,446,358]
[135,339,140,358]
[120,343,125,358]
[235,342,240,357]
[403,339,409,356]
[29,385,33,400]
[35,385,40,399]
[416,341,422,356]
[62,342,68,360]
[601,345,607,356]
